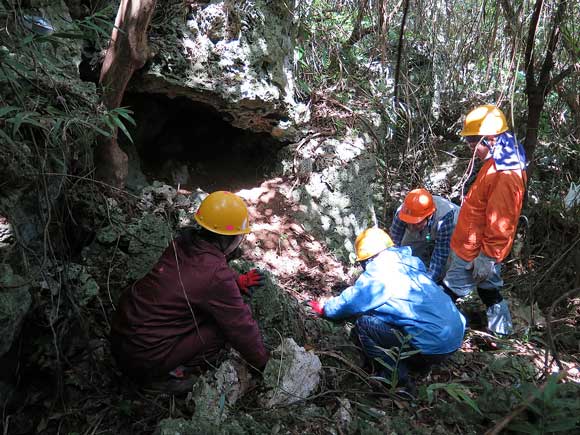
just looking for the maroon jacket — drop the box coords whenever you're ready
[111,236,268,375]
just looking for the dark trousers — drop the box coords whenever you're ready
[111,324,226,381]
[353,315,451,387]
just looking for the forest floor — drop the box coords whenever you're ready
[5,174,580,435]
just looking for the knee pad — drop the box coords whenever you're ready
[477,287,503,307]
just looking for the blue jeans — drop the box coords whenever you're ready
[443,251,503,297]
[353,315,451,387]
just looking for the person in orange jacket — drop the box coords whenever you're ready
[442,105,527,336]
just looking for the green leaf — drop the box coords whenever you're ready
[102,115,115,132]
[426,383,483,415]
[21,34,37,46]
[370,375,395,386]
[376,346,399,361]
[0,106,20,117]
[114,107,136,126]
[373,357,395,371]
[3,56,28,74]
[51,32,86,40]
[111,114,134,143]
[526,401,542,415]
[400,349,422,359]
[508,420,539,434]
[89,124,113,138]
[0,128,16,145]
[544,418,580,432]
[542,375,560,401]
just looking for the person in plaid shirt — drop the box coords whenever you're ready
[390,189,459,283]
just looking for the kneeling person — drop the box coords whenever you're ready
[311,228,465,391]
[111,191,269,391]
[390,188,459,283]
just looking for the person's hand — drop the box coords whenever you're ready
[308,299,326,316]
[236,269,265,296]
[465,252,496,283]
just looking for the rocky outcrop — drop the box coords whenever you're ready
[279,132,378,262]
[129,0,307,140]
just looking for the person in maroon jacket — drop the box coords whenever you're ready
[111,191,269,392]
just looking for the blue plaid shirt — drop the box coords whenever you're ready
[390,209,455,282]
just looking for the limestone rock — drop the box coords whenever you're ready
[0,215,14,251]
[130,0,306,139]
[64,263,99,307]
[190,354,253,423]
[262,338,322,407]
[275,131,378,262]
[333,398,354,434]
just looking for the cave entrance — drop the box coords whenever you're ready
[124,93,287,192]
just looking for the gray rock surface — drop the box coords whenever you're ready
[279,133,378,262]
[130,0,307,139]
[262,337,322,407]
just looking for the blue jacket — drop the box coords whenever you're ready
[323,247,466,354]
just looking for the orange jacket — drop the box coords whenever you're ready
[451,158,526,262]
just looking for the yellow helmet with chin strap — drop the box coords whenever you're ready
[194,191,251,235]
[460,104,508,137]
[355,228,394,262]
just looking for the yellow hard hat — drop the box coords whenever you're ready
[399,188,436,224]
[460,104,508,136]
[355,228,394,262]
[194,191,251,235]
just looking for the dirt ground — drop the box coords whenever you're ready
[4,174,579,435]
[234,178,354,299]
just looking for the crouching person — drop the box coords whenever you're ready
[111,191,269,393]
[310,228,465,395]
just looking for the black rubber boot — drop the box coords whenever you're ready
[476,287,503,308]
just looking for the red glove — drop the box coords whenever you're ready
[236,269,265,295]
[308,300,325,316]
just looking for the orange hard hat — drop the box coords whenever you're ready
[399,188,436,224]
[194,191,251,235]
[355,227,394,262]
[460,104,508,136]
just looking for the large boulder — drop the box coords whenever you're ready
[280,132,378,262]
[129,0,306,139]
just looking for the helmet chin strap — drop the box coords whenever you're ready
[222,235,244,255]
[482,137,493,151]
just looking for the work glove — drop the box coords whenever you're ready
[465,252,496,283]
[308,300,325,317]
[236,269,265,296]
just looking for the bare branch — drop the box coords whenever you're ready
[499,0,518,41]
[393,0,410,103]
[524,0,544,89]
[547,64,576,90]
[538,0,568,91]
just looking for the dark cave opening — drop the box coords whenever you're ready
[123,93,288,192]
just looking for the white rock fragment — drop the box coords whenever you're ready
[262,338,322,407]
[333,398,353,432]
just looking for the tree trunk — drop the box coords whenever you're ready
[95,0,157,189]
[525,92,544,173]
[522,0,567,177]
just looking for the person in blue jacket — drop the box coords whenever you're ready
[309,227,466,393]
